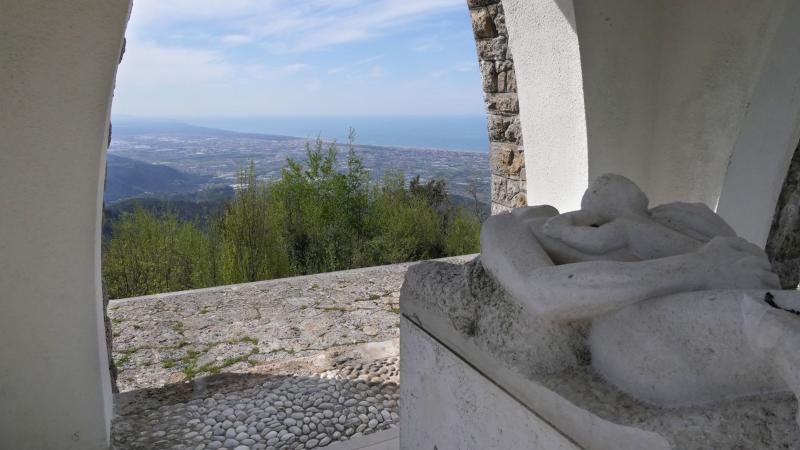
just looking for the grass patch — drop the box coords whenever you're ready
[181,347,258,378]
[199,306,211,314]
[162,358,176,369]
[111,317,124,325]
[389,307,401,314]
[268,347,296,355]
[172,322,185,333]
[368,294,381,300]
[240,335,258,345]
[224,335,258,345]
[115,355,130,366]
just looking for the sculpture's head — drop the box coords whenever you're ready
[581,174,649,219]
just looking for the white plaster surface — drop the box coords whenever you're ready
[0,1,130,448]
[715,0,800,246]
[502,0,800,244]
[399,318,580,450]
[501,0,588,212]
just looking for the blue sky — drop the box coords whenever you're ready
[113,0,485,118]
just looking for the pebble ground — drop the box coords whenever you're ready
[113,357,399,449]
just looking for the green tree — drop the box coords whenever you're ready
[102,206,215,299]
[271,131,371,274]
[360,172,446,265]
[444,208,482,256]
[219,162,290,283]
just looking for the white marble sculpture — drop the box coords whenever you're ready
[481,174,800,414]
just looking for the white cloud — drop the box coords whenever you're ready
[112,0,484,117]
[353,55,383,66]
[127,0,278,26]
[304,79,322,93]
[117,42,232,87]
[280,63,309,74]
[221,34,253,45]
[412,42,443,52]
[127,0,464,52]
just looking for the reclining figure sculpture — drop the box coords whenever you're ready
[481,174,800,416]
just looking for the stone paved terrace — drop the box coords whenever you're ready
[109,255,475,449]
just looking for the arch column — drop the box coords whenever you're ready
[500,0,800,247]
[0,1,130,448]
[468,0,528,214]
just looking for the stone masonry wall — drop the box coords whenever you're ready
[468,0,527,214]
[103,37,126,394]
[767,139,800,288]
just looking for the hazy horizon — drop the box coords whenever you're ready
[112,114,490,153]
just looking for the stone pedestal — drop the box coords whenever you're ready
[400,318,580,449]
[399,259,799,449]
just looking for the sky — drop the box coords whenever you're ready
[112,0,485,118]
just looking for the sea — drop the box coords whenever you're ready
[181,116,490,153]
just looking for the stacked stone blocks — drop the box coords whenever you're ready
[469,0,527,214]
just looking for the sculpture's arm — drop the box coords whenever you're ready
[513,255,707,321]
[540,210,629,255]
[650,202,736,241]
[482,214,778,322]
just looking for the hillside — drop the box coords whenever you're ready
[105,154,217,203]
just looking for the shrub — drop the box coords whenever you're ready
[102,207,216,298]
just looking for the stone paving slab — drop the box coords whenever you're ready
[109,256,474,449]
[109,255,475,392]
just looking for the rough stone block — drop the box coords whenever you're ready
[476,36,507,61]
[490,142,525,179]
[491,174,526,206]
[485,92,519,114]
[479,61,497,93]
[496,71,507,93]
[470,7,496,39]
[487,114,511,141]
[767,141,800,288]
[505,67,517,92]
[505,116,523,144]
[491,202,513,215]
[496,59,514,73]
[496,62,515,93]
[490,3,508,36]
[487,114,523,145]
[467,0,500,8]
